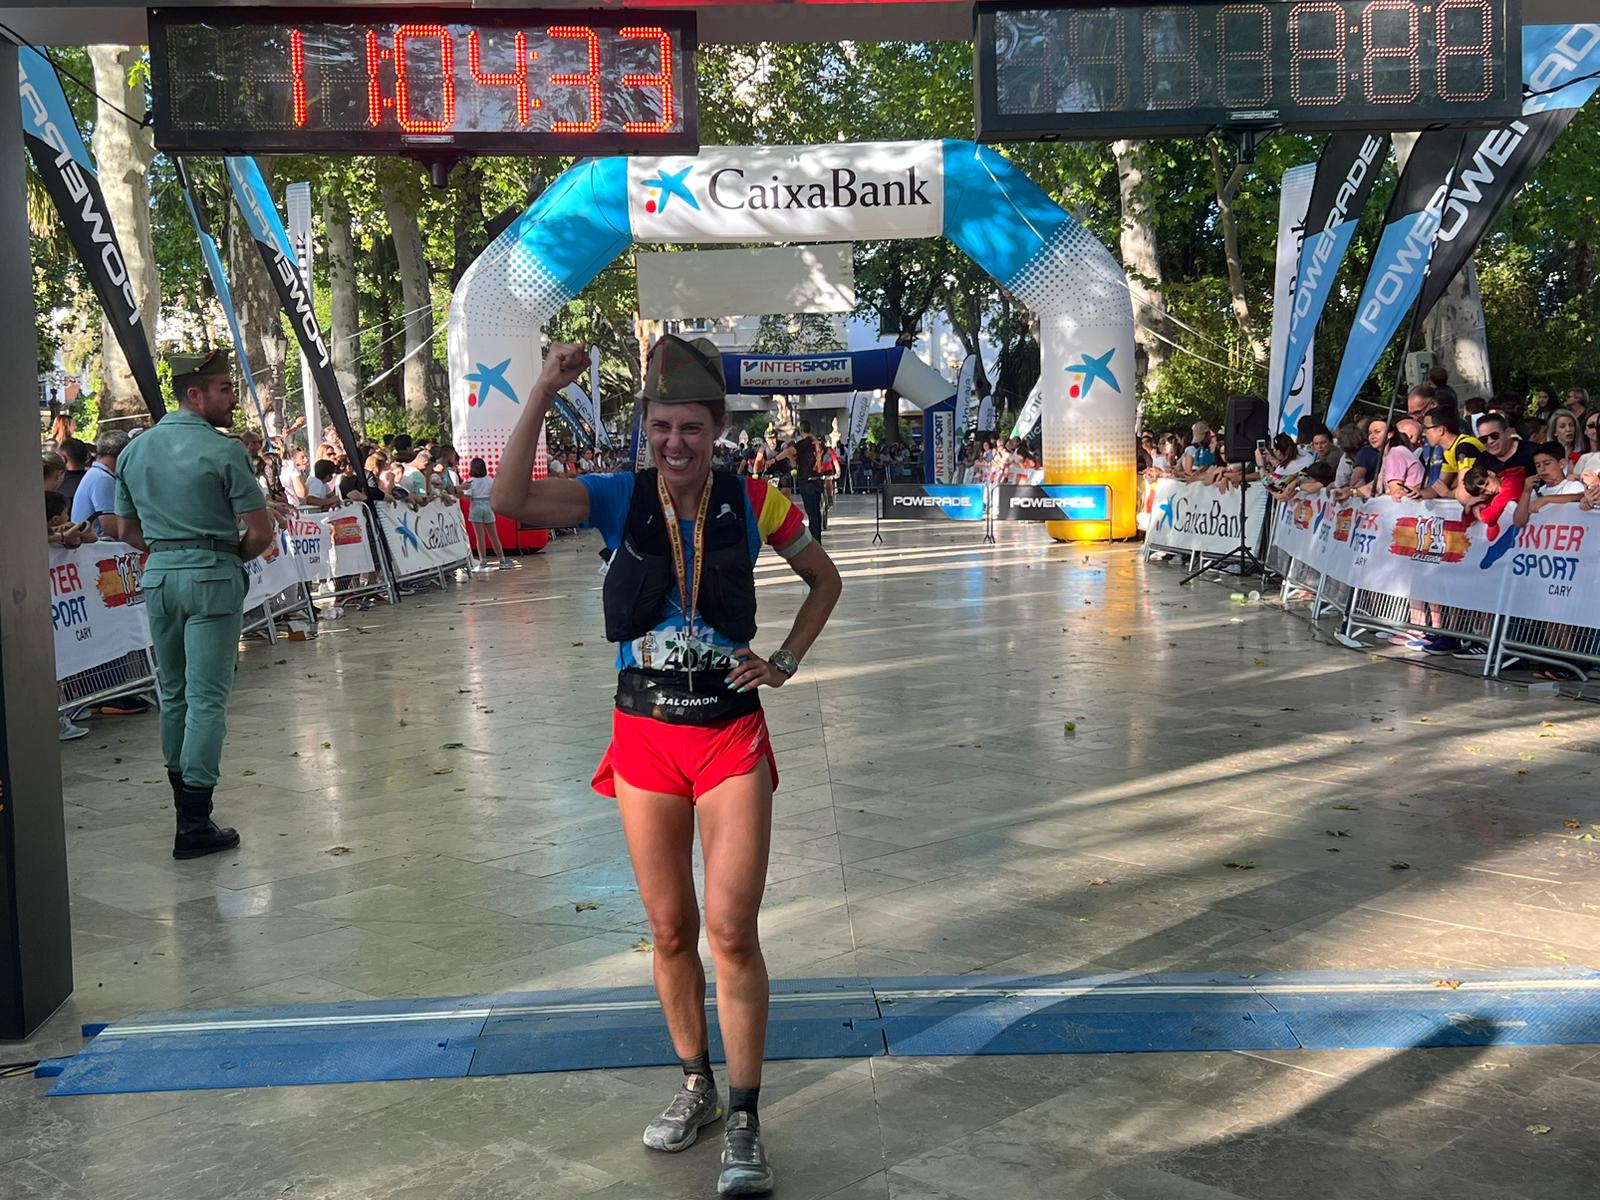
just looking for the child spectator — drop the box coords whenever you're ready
[465,457,512,571]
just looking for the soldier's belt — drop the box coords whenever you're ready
[148,537,242,556]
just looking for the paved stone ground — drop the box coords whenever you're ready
[7,495,1600,1198]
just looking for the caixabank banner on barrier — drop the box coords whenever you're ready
[378,499,472,575]
[882,484,986,521]
[1272,495,1599,626]
[993,485,1110,522]
[1141,479,1271,556]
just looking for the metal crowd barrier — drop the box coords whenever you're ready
[57,647,159,716]
[1160,496,1594,686]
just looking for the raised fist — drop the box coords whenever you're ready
[539,342,590,393]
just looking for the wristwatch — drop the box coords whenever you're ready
[769,649,799,678]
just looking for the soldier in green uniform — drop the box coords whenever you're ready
[113,350,276,859]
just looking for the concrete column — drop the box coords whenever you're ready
[0,39,74,1039]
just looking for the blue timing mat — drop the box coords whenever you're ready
[38,969,1600,1097]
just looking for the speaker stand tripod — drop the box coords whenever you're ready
[1179,476,1274,586]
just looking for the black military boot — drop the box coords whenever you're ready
[168,770,184,809]
[173,784,240,859]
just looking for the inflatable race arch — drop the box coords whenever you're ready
[448,140,1136,539]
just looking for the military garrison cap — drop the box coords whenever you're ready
[167,348,232,378]
[642,335,725,405]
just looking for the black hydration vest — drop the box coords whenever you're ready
[602,469,758,646]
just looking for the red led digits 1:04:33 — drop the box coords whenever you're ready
[150,9,699,156]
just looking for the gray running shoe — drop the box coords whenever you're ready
[642,1075,722,1152]
[717,1111,774,1196]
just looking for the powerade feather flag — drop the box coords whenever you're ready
[17,48,164,421]
[224,156,361,468]
[174,159,266,430]
[1415,24,1600,323]
[1276,134,1389,426]
[953,354,977,433]
[1326,130,1466,430]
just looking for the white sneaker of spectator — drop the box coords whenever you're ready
[58,714,89,741]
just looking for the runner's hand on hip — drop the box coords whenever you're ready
[726,648,784,693]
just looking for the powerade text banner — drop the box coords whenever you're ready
[225,156,362,469]
[49,542,152,681]
[882,484,985,522]
[1415,24,1600,324]
[994,485,1109,523]
[1268,163,1317,437]
[1327,130,1465,429]
[628,143,943,244]
[377,500,472,577]
[1272,495,1598,627]
[1143,479,1270,557]
[1277,134,1388,429]
[18,48,164,422]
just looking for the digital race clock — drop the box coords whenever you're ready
[148,7,699,157]
[977,0,1523,140]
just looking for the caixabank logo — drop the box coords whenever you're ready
[629,145,945,242]
[1390,514,1472,564]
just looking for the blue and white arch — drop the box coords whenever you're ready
[448,140,1136,539]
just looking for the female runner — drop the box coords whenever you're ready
[494,337,842,1196]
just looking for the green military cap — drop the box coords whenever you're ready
[167,348,232,378]
[642,334,724,404]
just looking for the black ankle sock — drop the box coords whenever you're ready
[728,1085,760,1126]
[680,1052,713,1087]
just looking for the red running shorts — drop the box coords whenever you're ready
[592,709,779,803]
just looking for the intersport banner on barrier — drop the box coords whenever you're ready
[18,48,165,423]
[1143,478,1270,556]
[378,499,472,574]
[243,504,378,610]
[1272,495,1599,626]
[50,541,153,681]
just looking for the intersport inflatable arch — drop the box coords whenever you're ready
[449,140,1136,539]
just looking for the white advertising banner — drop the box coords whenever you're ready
[1144,478,1271,556]
[1268,164,1317,437]
[952,354,976,433]
[636,244,855,319]
[738,354,854,391]
[243,504,378,610]
[378,499,471,576]
[1271,495,1600,625]
[50,541,153,681]
[243,532,305,611]
[628,143,944,244]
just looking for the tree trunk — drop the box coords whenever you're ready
[1209,138,1267,365]
[225,195,289,433]
[381,175,439,430]
[1423,256,1493,399]
[1111,139,1169,395]
[88,46,160,424]
[323,194,364,434]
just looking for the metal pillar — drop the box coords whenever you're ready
[1,40,73,1040]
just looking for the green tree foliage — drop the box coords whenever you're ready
[27,40,1600,441]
